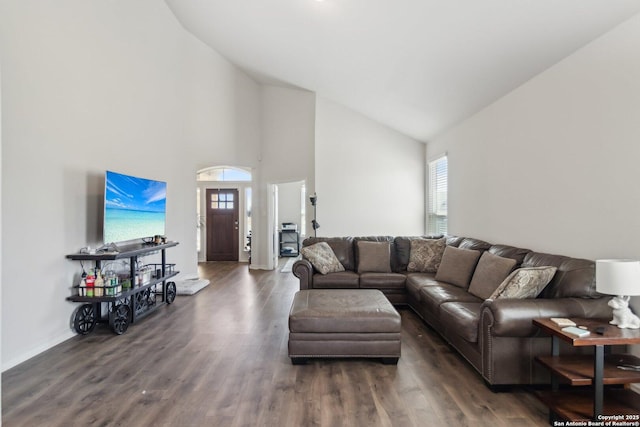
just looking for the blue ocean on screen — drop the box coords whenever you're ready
[104,171,166,244]
[104,208,165,243]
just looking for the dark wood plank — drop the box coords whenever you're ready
[3,261,548,426]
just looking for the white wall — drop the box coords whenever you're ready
[315,98,425,237]
[0,0,260,370]
[250,86,316,269]
[427,13,640,261]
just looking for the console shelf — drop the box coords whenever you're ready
[279,230,299,257]
[66,241,179,335]
[67,271,179,303]
[66,241,179,261]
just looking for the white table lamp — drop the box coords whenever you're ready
[596,259,640,329]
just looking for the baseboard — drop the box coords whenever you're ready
[249,264,272,270]
[2,330,75,372]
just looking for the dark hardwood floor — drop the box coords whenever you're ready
[2,261,549,426]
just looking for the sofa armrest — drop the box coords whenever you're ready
[481,297,611,337]
[292,259,313,290]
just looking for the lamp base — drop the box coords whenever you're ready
[608,295,640,329]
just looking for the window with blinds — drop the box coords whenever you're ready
[428,155,448,235]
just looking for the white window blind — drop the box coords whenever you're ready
[428,155,448,235]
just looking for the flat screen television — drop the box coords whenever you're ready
[103,170,167,245]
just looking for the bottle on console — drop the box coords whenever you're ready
[85,269,95,297]
[78,277,86,296]
[94,269,104,297]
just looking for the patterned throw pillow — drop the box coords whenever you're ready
[300,242,346,275]
[407,238,446,273]
[489,266,557,299]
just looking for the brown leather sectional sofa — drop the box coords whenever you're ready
[292,235,612,387]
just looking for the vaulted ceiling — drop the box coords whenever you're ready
[165,0,640,142]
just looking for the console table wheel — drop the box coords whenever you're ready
[73,303,96,335]
[109,303,131,335]
[166,281,176,304]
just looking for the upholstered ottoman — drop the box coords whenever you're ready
[288,289,401,364]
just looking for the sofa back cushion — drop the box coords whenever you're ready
[435,246,482,288]
[458,237,492,252]
[395,236,424,271]
[445,236,465,247]
[303,237,355,271]
[468,252,517,299]
[356,240,392,273]
[522,252,598,298]
[488,244,531,267]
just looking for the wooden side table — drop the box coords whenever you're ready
[533,318,640,422]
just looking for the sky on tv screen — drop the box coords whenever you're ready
[104,171,166,244]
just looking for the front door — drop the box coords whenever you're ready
[206,189,239,261]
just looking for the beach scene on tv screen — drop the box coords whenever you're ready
[104,171,166,244]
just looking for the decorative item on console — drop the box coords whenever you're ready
[596,259,640,329]
[153,235,167,245]
[135,265,153,287]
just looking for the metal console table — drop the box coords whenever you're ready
[66,241,179,335]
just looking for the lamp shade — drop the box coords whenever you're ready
[596,259,640,296]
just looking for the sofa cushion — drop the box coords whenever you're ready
[522,252,597,298]
[407,238,446,273]
[405,273,438,301]
[489,266,557,299]
[468,252,517,300]
[301,242,346,275]
[360,273,406,290]
[394,236,413,271]
[435,246,482,288]
[303,237,355,271]
[458,237,492,252]
[445,236,465,247]
[553,258,597,298]
[356,241,392,273]
[312,271,359,288]
[440,302,482,343]
[419,283,482,318]
[488,244,531,267]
